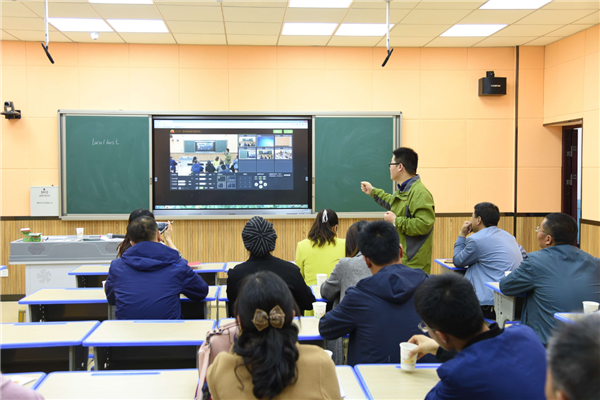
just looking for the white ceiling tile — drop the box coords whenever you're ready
[523,36,562,46]
[166,20,225,34]
[284,8,347,23]
[226,22,281,35]
[377,36,434,46]
[1,1,39,18]
[352,1,419,9]
[89,4,162,19]
[573,10,599,24]
[222,1,287,7]
[1,30,19,40]
[23,1,102,18]
[515,9,597,24]
[154,1,220,6]
[156,5,224,21]
[415,1,486,10]
[173,33,227,45]
[425,36,483,47]
[401,9,473,24]
[391,24,451,37]
[493,24,564,36]
[458,10,535,24]
[61,31,125,43]
[547,23,593,36]
[473,36,538,47]
[118,33,176,44]
[328,36,381,46]
[541,1,600,10]
[222,7,285,22]
[4,29,72,42]
[1,17,59,31]
[277,35,330,46]
[227,34,278,45]
[343,8,410,24]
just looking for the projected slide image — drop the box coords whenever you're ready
[240,149,256,159]
[257,136,275,147]
[258,149,274,160]
[275,136,292,147]
[239,136,256,147]
[275,148,292,160]
[195,141,215,152]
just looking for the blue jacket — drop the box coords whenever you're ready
[426,324,546,400]
[319,263,434,366]
[500,244,600,344]
[105,241,209,320]
[191,163,203,173]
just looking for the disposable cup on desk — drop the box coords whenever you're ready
[76,228,84,240]
[400,342,418,371]
[102,281,106,290]
[316,274,327,292]
[324,350,333,358]
[313,302,326,320]
[583,301,599,314]
[504,270,511,277]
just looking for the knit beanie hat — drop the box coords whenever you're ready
[242,216,277,257]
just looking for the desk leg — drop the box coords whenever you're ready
[493,292,516,329]
[69,345,88,371]
[29,305,44,322]
[94,347,109,370]
[204,302,211,320]
[108,304,116,320]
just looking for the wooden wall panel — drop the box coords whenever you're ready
[581,222,600,257]
[515,216,546,254]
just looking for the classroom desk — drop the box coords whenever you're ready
[311,285,326,302]
[484,282,525,329]
[434,258,467,274]
[554,313,587,324]
[189,262,226,285]
[35,369,199,400]
[69,264,110,287]
[83,319,215,370]
[354,364,441,400]
[19,286,220,322]
[336,365,368,400]
[219,317,324,341]
[0,265,6,270]
[2,372,47,390]
[0,321,99,373]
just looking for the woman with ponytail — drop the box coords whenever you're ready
[207,271,341,400]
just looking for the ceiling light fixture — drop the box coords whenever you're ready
[441,24,507,37]
[289,0,352,8]
[48,18,114,32]
[89,0,154,4]
[335,24,394,37]
[107,19,169,33]
[282,23,338,36]
[480,0,552,10]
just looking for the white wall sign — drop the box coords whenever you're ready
[30,186,59,216]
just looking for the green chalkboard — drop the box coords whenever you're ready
[65,116,150,214]
[315,117,395,213]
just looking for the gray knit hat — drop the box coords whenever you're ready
[242,216,277,257]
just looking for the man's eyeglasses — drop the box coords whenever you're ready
[418,321,429,333]
[389,163,400,167]
[535,226,549,235]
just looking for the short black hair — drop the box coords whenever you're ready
[392,147,418,175]
[474,202,500,227]
[543,213,578,245]
[127,216,157,244]
[414,274,484,340]
[226,148,229,152]
[548,314,600,400]
[357,220,400,266]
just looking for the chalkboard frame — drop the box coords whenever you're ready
[58,111,401,220]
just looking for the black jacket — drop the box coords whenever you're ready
[226,254,316,317]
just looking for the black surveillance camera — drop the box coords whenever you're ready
[1,101,21,119]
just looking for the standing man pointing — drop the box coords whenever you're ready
[361,147,435,274]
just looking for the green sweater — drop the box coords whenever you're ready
[370,175,435,274]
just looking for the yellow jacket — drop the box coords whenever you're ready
[295,238,346,286]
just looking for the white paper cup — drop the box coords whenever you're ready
[504,270,511,277]
[313,302,326,320]
[76,228,84,239]
[316,274,328,291]
[583,301,599,314]
[400,342,418,371]
[324,350,333,358]
[102,280,106,290]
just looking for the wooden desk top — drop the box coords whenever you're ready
[218,285,228,301]
[434,258,466,271]
[69,265,110,276]
[226,261,242,271]
[554,313,586,324]
[355,364,440,400]
[0,321,100,348]
[189,262,226,273]
[35,369,198,400]
[336,366,367,400]
[82,320,216,347]
[19,286,219,305]
[219,317,322,340]
[2,372,46,390]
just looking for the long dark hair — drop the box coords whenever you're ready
[116,209,154,258]
[345,220,368,257]
[308,209,339,247]
[233,271,300,400]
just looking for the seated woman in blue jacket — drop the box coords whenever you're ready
[105,216,208,320]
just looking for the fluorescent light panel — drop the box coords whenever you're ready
[441,24,507,37]
[282,23,338,36]
[107,19,169,33]
[289,0,352,8]
[480,0,552,10]
[89,1,154,4]
[335,24,393,37]
[48,18,113,32]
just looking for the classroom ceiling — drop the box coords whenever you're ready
[0,0,599,47]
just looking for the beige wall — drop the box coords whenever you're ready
[543,26,600,220]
